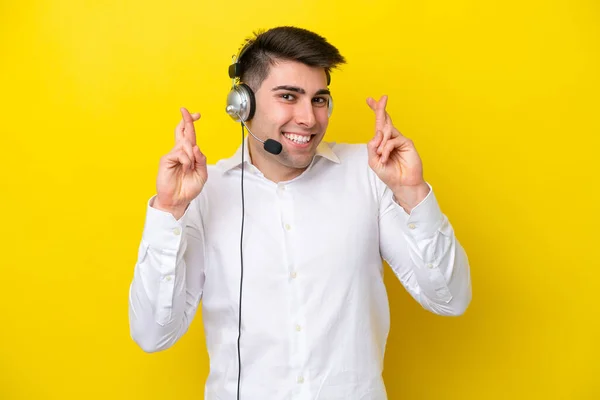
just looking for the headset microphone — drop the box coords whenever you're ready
[263,139,283,155]
[226,105,283,155]
[249,129,282,155]
[241,118,282,155]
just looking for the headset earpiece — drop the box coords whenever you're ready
[328,96,333,118]
[226,43,256,122]
[241,83,256,120]
[226,83,255,122]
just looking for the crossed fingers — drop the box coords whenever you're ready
[366,95,403,163]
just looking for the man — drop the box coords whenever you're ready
[128,26,471,399]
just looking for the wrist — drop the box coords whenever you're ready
[152,197,189,220]
[391,182,430,213]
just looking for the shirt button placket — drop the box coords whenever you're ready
[277,183,301,381]
[279,184,308,394]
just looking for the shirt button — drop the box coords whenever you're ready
[426,263,434,269]
[165,275,173,281]
[172,227,181,235]
[295,324,302,332]
[297,376,304,384]
[284,223,291,231]
[408,223,416,230]
[290,271,297,279]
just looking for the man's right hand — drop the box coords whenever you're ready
[153,107,208,219]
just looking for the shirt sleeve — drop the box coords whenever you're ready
[128,195,206,352]
[377,181,472,316]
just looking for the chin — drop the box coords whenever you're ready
[278,149,316,170]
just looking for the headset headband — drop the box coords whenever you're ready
[228,41,251,80]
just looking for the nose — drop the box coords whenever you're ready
[294,99,317,128]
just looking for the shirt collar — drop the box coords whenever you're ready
[217,136,340,174]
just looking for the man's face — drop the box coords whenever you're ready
[246,59,331,174]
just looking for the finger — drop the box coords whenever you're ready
[367,96,389,154]
[367,130,384,161]
[375,95,388,130]
[175,119,184,142]
[378,118,393,155]
[381,140,394,164]
[180,140,196,170]
[366,96,387,128]
[180,107,199,145]
[381,135,410,163]
[377,98,395,154]
[180,150,193,173]
[175,112,201,142]
[168,148,192,173]
[366,97,378,111]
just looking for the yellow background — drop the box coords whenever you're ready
[1,0,598,398]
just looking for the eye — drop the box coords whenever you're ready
[280,93,296,101]
[312,97,328,107]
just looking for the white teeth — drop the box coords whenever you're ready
[283,133,311,144]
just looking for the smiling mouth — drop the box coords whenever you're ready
[282,132,315,145]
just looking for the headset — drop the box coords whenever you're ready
[225,40,334,400]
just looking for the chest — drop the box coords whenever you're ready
[199,169,383,308]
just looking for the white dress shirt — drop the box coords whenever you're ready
[128,138,472,400]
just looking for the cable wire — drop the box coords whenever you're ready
[237,122,245,400]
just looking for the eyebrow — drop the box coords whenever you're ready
[271,85,330,96]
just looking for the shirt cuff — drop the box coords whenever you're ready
[392,183,444,241]
[142,195,192,251]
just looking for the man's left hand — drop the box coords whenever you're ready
[366,95,430,211]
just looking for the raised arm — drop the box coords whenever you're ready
[366,95,471,315]
[128,107,208,352]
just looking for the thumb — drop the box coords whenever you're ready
[368,131,383,161]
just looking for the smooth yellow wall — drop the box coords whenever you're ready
[1,0,598,399]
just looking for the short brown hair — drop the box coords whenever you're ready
[236,26,346,91]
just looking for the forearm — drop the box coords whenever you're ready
[400,222,471,315]
[128,250,191,352]
[380,185,472,316]
[128,197,205,352]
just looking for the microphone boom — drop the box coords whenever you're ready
[241,120,283,155]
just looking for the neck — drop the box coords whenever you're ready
[248,138,305,183]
